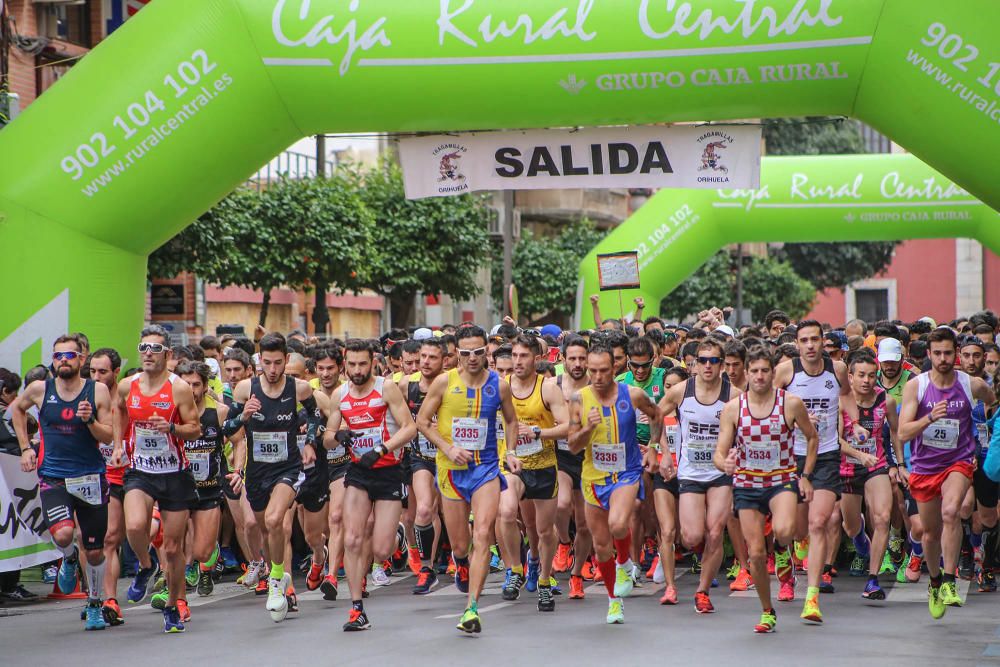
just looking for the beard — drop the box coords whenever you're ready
[350,372,371,386]
[568,366,586,380]
[56,365,76,379]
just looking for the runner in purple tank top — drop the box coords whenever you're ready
[899,327,996,620]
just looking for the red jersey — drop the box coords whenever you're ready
[125,374,188,475]
[338,376,401,469]
[734,389,797,489]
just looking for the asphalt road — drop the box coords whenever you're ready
[2,565,999,666]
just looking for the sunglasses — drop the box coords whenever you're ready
[138,342,166,354]
[629,359,654,370]
[697,356,723,366]
[458,346,488,358]
[53,351,79,362]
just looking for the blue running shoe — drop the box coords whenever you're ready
[84,601,107,631]
[711,578,719,589]
[163,606,185,633]
[862,578,886,601]
[490,548,503,573]
[219,547,239,570]
[57,548,79,594]
[526,557,540,593]
[127,566,157,604]
[454,561,470,594]
[43,564,58,584]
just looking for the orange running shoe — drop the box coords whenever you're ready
[407,546,422,576]
[306,561,324,591]
[695,591,715,614]
[659,585,678,605]
[255,578,268,596]
[581,559,596,581]
[569,575,585,599]
[646,555,660,580]
[177,598,191,623]
[905,555,923,583]
[594,563,604,583]
[730,568,754,592]
[447,556,456,576]
[102,598,124,626]
[777,577,796,602]
[553,543,572,573]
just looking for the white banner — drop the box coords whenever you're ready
[399,125,761,199]
[0,454,59,572]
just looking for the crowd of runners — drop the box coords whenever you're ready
[2,305,998,635]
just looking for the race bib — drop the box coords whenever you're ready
[685,440,715,468]
[66,474,101,506]
[665,425,679,455]
[847,437,875,466]
[99,442,128,468]
[351,427,383,457]
[556,438,570,452]
[188,451,211,481]
[745,442,779,472]
[924,418,959,450]
[452,418,488,451]
[495,416,506,445]
[515,431,543,458]
[135,426,170,457]
[593,442,626,474]
[417,433,437,458]
[977,423,989,451]
[252,431,288,463]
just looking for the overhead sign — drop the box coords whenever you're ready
[597,252,641,291]
[399,125,762,199]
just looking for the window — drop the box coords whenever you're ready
[37,2,92,47]
[855,288,889,324]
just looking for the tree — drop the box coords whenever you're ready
[764,116,898,290]
[659,251,815,322]
[358,162,492,326]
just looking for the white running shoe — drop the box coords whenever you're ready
[653,558,665,585]
[266,574,289,622]
[630,563,644,588]
[371,563,391,587]
[244,559,266,588]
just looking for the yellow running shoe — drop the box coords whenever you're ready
[794,538,809,562]
[800,592,823,624]
[940,581,963,607]
[606,597,624,624]
[928,584,946,619]
[457,607,481,634]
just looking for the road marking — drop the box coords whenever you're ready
[434,602,512,620]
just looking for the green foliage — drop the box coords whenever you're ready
[764,116,898,289]
[660,251,815,322]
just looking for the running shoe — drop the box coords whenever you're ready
[177,598,191,623]
[344,608,371,632]
[0,584,38,601]
[774,549,793,584]
[959,549,975,580]
[537,585,555,612]
[306,560,324,591]
[321,574,339,601]
[581,559,596,581]
[879,550,897,575]
[153,573,166,592]
[631,563,645,588]
[57,549,80,595]
[606,597,624,624]
[569,575,585,600]
[197,569,214,597]
[502,570,525,600]
[266,575,289,622]
[695,591,714,614]
[371,562,391,587]
[381,559,394,578]
[800,592,822,624]
[553,543,572,573]
[549,576,562,595]
[184,564,198,589]
[126,565,156,603]
[42,564,58,584]
[777,577,796,602]
[255,578,268,596]
[614,564,634,598]
[102,598,124,626]
[244,559,266,588]
[659,585,678,605]
[413,566,438,595]
[766,553,775,575]
[219,547,239,571]
[905,555,923,583]
[84,601,107,631]
[162,605,185,633]
[457,607,481,634]
[150,589,168,611]
[730,568,754,592]
[849,554,869,577]
[928,584,946,619]
[689,553,702,575]
[489,545,503,573]
[647,555,661,581]
[862,578,886,601]
[754,608,777,633]
[652,556,665,584]
[407,546,422,576]
[794,538,809,562]
[896,558,909,583]
[285,583,298,613]
[726,559,740,581]
[446,556,456,577]
[978,569,997,592]
[940,581,963,606]
[454,562,470,593]
[526,557,540,593]
[819,572,836,593]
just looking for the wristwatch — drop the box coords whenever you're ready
[373,444,387,458]
[531,426,542,440]
[804,471,816,482]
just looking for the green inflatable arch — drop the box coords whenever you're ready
[0,0,998,370]
[577,153,1000,328]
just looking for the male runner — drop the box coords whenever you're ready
[554,336,593,599]
[775,319,861,622]
[175,361,229,597]
[229,332,322,622]
[658,339,738,613]
[498,334,569,611]
[567,344,661,624]
[110,325,202,633]
[714,346,817,633]
[400,338,447,594]
[838,349,900,600]
[89,348,129,625]
[417,325,519,634]
[898,327,996,618]
[325,339,416,631]
[13,335,115,631]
